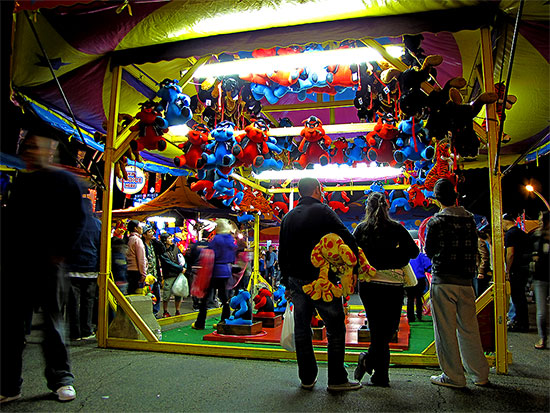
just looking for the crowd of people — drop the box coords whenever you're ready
[1,123,546,403]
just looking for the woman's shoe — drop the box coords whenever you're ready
[534,339,547,350]
[162,311,171,318]
[354,352,373,381]
[174,310,181,316]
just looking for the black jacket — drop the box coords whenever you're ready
[159,243,184,279]
[353,219,418,270]
[279,196,357,285]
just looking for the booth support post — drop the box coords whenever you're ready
[98,65,122,348]
[480,27,509,373]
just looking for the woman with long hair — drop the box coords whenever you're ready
[353,192,419,386]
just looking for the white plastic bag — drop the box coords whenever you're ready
[403,263,418,287]
[171,273,189,297]
[280,304,295,352]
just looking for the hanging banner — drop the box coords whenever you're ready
[115,166,146,194]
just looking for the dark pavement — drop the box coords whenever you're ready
[2,303,549,412]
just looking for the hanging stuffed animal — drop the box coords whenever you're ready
[129,101,169,153]
[174,123,210,169]
[200,120,237,169]
[381,54,443,118]
[388,189,411,213]
[329,137,349,165]
[423,139,456,191]
[294,116,332,169]
[393,117,435,164]
[327,187,351,213]
[156,78,192,127]
[366,115,399,166]
[302,233,358,302]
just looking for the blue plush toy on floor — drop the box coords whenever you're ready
[273,285,287,314]
[225,289,253,325]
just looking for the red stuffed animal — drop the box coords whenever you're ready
[232,118,270,168]
[329,137,349,164]
[130,101,168,152]
[294,116,332,169]
[366,116,399,166]
[253,287,276,318]
[174,123,210,169]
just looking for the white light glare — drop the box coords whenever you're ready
[169,124,191,137]
[252,163,402,182]
[147,216,176,225]
[195,47,387,78]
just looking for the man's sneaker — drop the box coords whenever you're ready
[473,380,490,387]
[301,378,317,390]
[55,385,76,402]
[174,310,181,316]
[163,311,171,318]
[81,334,96,340]
[430,374,465,388]
[327,381,362,392]
[0,393,22,404]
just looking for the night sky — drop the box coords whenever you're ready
[460,155,549,221]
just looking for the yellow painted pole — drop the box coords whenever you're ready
[98,65,122,348]
[248,214,261,292]
[480,27,508,374]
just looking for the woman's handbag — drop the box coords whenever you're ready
[403,263,418,287]
[171,273,189,297]
[280,304,295,352]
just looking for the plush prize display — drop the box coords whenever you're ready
[388,189,411,213]
[294,116,332,169]
[200,120,237,169]
[423,139,456,191]
[393,117,434,164]
[232,118,283,171]
[327,187,350,213]
[225,289,253,325]
[302,233,357,302]
[366,115,399,165]
[129,101,169,153]
[329,137,349,164]
[273,284,287,314]
[156,78,192,126]
[174,123,210,169]
[253,287,276,318]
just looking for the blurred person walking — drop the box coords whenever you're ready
[126,220,147,294]
[1,123,86,403]
[159,232,185,317]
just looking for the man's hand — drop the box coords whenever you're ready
[477,274,485,280]
[284,288,293,302]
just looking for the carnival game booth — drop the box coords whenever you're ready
[9,0,550,373]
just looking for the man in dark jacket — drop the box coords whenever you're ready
[425,179,489,389]
[279,177,361,392]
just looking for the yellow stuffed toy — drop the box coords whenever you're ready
[303,233,358,302]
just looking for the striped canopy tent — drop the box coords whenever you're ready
[9,0,549,175]
[7,0,549,372]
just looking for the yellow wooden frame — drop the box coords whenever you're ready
[97,30,508,370]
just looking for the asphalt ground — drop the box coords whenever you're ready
[1,301,549,412]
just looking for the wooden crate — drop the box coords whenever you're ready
[312,326,326,340]
[217,321,263,335]
[253,315,283,328]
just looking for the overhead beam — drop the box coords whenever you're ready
[263,99,355,112]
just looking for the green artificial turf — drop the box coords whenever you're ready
[161,314,435,354]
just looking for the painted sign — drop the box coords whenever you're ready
[115,166,146,194]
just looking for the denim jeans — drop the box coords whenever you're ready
[288,277,348,386]
[533,280,549,340]
[67,277,97,338]
[1,261,74,396]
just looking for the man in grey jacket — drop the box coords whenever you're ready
[425,179,489,388]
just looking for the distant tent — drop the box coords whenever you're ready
[109,176,222,220]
